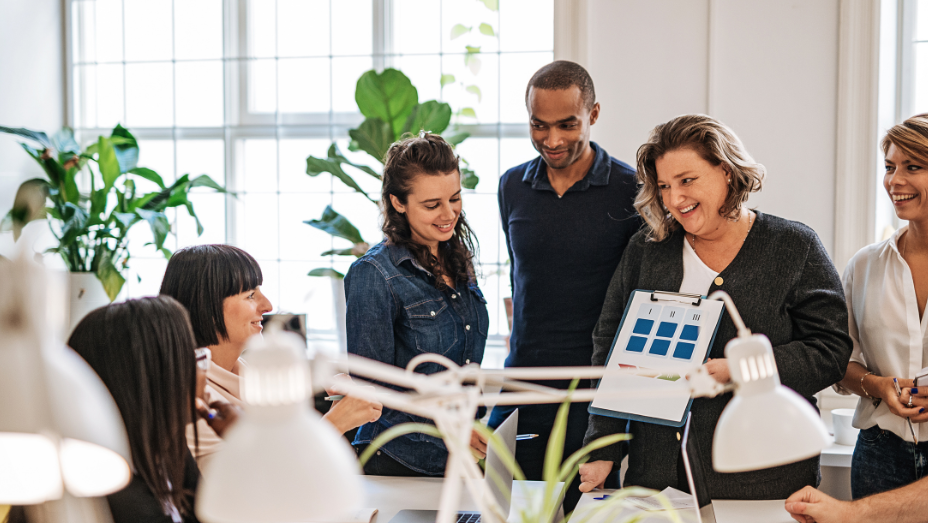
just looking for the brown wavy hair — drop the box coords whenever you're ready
[882,113,928,164]
[636,114,765,241]
[381,133,478,289]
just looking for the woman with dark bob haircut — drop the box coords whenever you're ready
[160,244,382,470]
[345,132,490,476]
[68,296,201,523]
[577,114,852,499]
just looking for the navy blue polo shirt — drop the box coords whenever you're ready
[499,141,640,369]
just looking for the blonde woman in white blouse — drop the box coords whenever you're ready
[837,113,928,499]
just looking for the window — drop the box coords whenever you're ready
[67,0,553,362]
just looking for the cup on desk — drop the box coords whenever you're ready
[831,408,859,446]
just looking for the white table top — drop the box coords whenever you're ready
[361,477,562,523]
[573,491,795,523]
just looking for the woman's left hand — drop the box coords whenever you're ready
[704,358,731,384]
[900,387,928,423]
[470,430,488,460]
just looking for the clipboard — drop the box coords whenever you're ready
[589,290,725,427]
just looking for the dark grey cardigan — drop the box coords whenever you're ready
[583,211,852,500]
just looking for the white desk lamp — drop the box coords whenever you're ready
[0,251,132,506]
[199,291,829,523]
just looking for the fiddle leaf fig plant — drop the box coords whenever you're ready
[0,124,225,301]
[305,68,479,279]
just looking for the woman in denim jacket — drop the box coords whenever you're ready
[346,133,490,476]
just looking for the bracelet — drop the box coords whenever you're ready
[861,371,875,399]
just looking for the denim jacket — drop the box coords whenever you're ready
[345,240,489,475]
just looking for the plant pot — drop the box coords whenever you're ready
[68,272,110,336]
[331,277,348,354]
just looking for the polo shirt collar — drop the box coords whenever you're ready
[522,141,611,192]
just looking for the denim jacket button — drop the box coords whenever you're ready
[465,359,471,364]
[465,325,471,331]
[430,311,436,317]
[451,294,457,299]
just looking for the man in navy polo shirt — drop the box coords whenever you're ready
[488,61,640,510]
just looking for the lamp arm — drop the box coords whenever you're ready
[707,290,751,338]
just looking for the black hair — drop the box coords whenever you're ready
[159,244,263,347]
[381,133,478,289]
[524,60,597,110]
[68,296,198,517]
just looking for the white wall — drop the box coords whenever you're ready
[0,0,65,255]
[574,0,840,255]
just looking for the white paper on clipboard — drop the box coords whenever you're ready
[590,290,725,426]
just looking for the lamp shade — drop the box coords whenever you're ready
[196,331,363,523]
[712,334,829,472]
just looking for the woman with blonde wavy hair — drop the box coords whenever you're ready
[832,113,928,499]
[576,114,852,499]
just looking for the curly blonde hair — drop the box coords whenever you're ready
[882,113,928,165]
[635,114,765,241]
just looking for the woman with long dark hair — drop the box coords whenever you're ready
[68,296,202,523]
[345,133,490,476]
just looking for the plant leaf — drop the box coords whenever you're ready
[320,248,359,256]
[450,23,471,39]
[478,0,499,10]
[459,107,477,118]
[51,128,80,157]
[6,179,49,240]
[465,45,481,54]
[478,23,496,36]
[348,117,394,163]
[0,126,52,148]
[442,131,470,146]
[308,268,345,279]
[402,100,453,136]
[113,212,136,229]
[59,202,90,245]
[97,136,121,190]
[440,74,456,87]
[355,68,419,138]
[135,208,171,249]
[461,166,479,189]
[329,144,383,180]
[304,205,365,244]
[306,154,372,199]
[110,125,139,173]
[465,85,482,102]
[188,174,226,192]
[96,252,125,302]
[128,167,166,189]
[465,55,482,75]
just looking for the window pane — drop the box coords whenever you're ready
[124,0,172,62]
[178,192,226,247]
[394,54,442,104]
[279,192,339,261]
[333,57,374,112]
[73,0,125,64]
[241,193,280,258]
[278,261,332,320]
[393,0,441,55]
[247,59,277,113]
[177,138,224,182]
[500,52,553,123]
[126,62,174,127]
[919,0,928,41]
[455,137,499,195]
[279,58,330,113]
[175,0,223,60]
[442,53,499,123]
[278,0,330,58]
[247,0,276,58]
[240,139,279,193]
[331,192,382,249]
[916,43,928,115]
[332,139,382,196]
[176,61,224,127]
[75,64,125,129]
[280,139,334,193]
[258,261,281,315]
[499,0,553,52]
[123,257,169,299]
[134,139,175,192]
[441,0,499,54]
[500,138,538,174]
[463,193,501,264]
[332,0,372,56]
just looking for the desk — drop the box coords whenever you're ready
[361,477,564,523]
[573,491,794,523]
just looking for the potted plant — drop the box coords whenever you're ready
[0,125,224,330]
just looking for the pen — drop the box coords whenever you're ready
[515,434,539,441]
[893,378,919,444]
[324,395,345,401]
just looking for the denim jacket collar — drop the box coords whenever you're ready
[521,141,611,192]
[385,242,434,277]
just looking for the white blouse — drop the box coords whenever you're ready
[838,226,928,442]
[680,236,719,296]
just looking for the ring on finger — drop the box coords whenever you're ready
[909,397,914,408]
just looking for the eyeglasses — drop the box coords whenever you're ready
[195,348,211,371]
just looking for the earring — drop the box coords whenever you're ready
[727,178,731,184]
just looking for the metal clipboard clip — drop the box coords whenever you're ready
[650,290,702,307]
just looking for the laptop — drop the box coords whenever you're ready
[388,409,520,523]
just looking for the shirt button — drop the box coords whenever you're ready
[430,311,436,316]
[465,325,471,331]
[465,359,471,364]
[714,276,724,286]
[451,294,457,299]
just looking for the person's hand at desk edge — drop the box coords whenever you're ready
[786,480,928,523]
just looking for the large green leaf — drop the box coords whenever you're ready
[355,68,418,138]
[135,208,171,249]
[188,174,225,191]
[304,205,365,244]
[111,125,139,173]
[97,136,121,190]
[461,165,479,190]
[348,117,394,163]
[306,144,380,200]
[307,268,345,279]
[0,126,52,149]
[128,167,166,189]
[96,253,125,302]
[59,202,89,245]
[51,128,80,157]
[402,100,452,136]
[443,131,470,146]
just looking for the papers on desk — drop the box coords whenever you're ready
[624,487,696,511]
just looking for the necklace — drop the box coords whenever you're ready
[689,211,755,256]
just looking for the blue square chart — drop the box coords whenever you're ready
[656,321,678,338]
[633,318,654,335]
[649,338,671,356]
[626,336,647,352]
[680,324,699,341]
[673,342,696,360]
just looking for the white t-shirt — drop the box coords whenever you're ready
[836,225,928,442]
[680,236,719,296]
